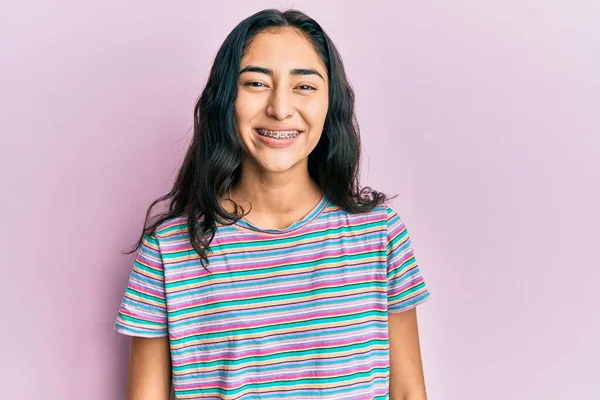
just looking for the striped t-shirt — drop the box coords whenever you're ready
[114,197,430,399]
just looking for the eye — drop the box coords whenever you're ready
[244,81,267,88]
[296,84,317,91]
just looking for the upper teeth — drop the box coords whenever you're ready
[256,129,301,139]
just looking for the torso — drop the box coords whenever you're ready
[157,197,394,399]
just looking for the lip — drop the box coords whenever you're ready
[254,125,304,131]
[253,128,303,148]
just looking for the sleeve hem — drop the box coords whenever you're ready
[114,323,169,338]
[387,292,431,314]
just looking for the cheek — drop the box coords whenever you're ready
[235,93,260,127]
[303,97,328,127]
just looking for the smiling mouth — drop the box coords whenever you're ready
[254,128,303,139]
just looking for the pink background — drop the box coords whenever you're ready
[1,0,598,399]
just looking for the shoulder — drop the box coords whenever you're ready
[383,203,404,224]
[324,199,396,226]
[152,216,193,241]
[149,213,233,245]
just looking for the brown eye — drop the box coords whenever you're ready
[296,85,316,91]
[245,81,267,88]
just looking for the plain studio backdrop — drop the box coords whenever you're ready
[1,0,598,399]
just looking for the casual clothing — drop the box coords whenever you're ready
[115,197,430,399]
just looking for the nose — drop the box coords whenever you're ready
[266,86,294,121]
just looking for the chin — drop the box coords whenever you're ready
[248,154,306,175]
[258,160,301,174]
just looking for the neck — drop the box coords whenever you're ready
[231,160,321,215]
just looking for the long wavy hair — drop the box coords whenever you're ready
[132,8,388,267]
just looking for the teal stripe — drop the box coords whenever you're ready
[132,261,163,278]
[167,231,385,263]
[171,319,388,353]
[388,256,417,276]
[156,222,188,236]
[169,291,386,325]
[124,287,164,304]
[176,358,390,385]
[117,312,165,328]
[173,338,388,372]
[389,281,427,298]
[389,290,430,310]
[388,228,409,248]
[171,308,383,345]
[166,251,384,290]
[177,367,389,397]
[207,220,384,253]
[168,280,381,318]
[170,322,387,361]
[168,259,386,300]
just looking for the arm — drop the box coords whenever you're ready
[114,233,171,399]
[126,336,172,400]
[384,207,430,399]
[388,308,427,400]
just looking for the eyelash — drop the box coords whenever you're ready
[244,81,317,91]
[297,84,317,91]
[245,81,267,88]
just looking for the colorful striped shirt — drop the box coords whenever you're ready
[114,197,430,399]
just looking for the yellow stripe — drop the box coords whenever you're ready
[170,314,387,350]
[166,253,384,291]
[176,371,389,399]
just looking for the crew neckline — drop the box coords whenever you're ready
[234,195,329,235]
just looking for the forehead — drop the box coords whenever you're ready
[242,29,326,73]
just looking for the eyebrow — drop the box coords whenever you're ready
[239,65,325,81]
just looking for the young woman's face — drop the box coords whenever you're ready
[235,29,329,175]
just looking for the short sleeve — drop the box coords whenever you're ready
[386,207,431,313]
[114,234,168,337]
